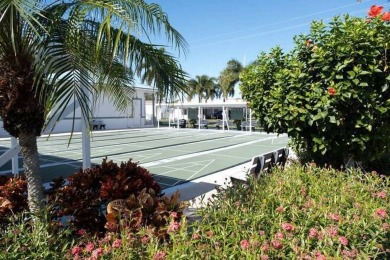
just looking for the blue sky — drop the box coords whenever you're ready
[146,0,389,80]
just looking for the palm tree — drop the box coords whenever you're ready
[186,75,216,103]
[136,47,188,103]
[0,0,188,214]
[219,59,243,101]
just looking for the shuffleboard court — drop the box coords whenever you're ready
[0,128,289,189]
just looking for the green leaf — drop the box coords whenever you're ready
[359,82,368,87]
[312,114,322,121]
[329,116,336,123]
[382,84,389,92]
[347,71,355,79]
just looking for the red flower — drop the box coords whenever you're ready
[328,87,336,96]
[382,12,390,21]
[368,5,384,18]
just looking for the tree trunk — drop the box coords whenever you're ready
[19,131,44,213]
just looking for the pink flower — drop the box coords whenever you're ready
[85,242,95,252]
[374,208,388,219]
[141,236,150,244]
[382,12,390,21]
[240,239,250,250]
[77,229,86,236]
[326,227,338,238]
[153,251,167,260]
[368,5,384,18]
[71,246,82,256]
[92,248,104,258]
[275,232,284,239]
[373,191,387,199]
[383,223,389,231]
[112,238,121,249]
[276,205,285,213]
[192,233,201,240]
[339,236,349,246]
[330,213,341,222]
[260,255,270,260]
[282,222,295,232]
[314,251,327,260]
[170,211,178,219]
[259,230,266,236]
[271,239,283,250]
[167,221,181,233]
[260,242,270,252]
[308,228,318,239]
[342,249,358,258]
[304,200,313,209]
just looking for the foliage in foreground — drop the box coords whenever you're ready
[1,163,389,259]
[162,163,390,259]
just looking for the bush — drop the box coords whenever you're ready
[157,163,390,259]
[47,158,162,235]
[0,176,27,226]
[0,211,74,260]
[240,7,390,168]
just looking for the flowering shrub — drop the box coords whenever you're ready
[157,163,390,259]
[240,5,390,168]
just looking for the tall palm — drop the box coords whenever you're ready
[0,0,188,213]
[219,59,243,101]
[186,75,216,103]
[203,77,219,103]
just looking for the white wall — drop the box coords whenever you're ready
[0,87,155,137]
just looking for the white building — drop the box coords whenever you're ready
[0,86,156,137]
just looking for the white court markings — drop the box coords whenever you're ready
[149,160,216,186]
[1,129,288,181]
[144,136,286,186]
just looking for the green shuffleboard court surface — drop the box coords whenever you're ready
[0,128,289,189]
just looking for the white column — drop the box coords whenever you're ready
[198,106,201,130]
[249,109,253,133]
[177,108,180,130]
[222,106,225,132]
[81,83,91,169]
[11,137,19,176]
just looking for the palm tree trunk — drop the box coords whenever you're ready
[19,132,44,213]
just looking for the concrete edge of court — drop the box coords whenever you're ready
[163,148,297,213]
